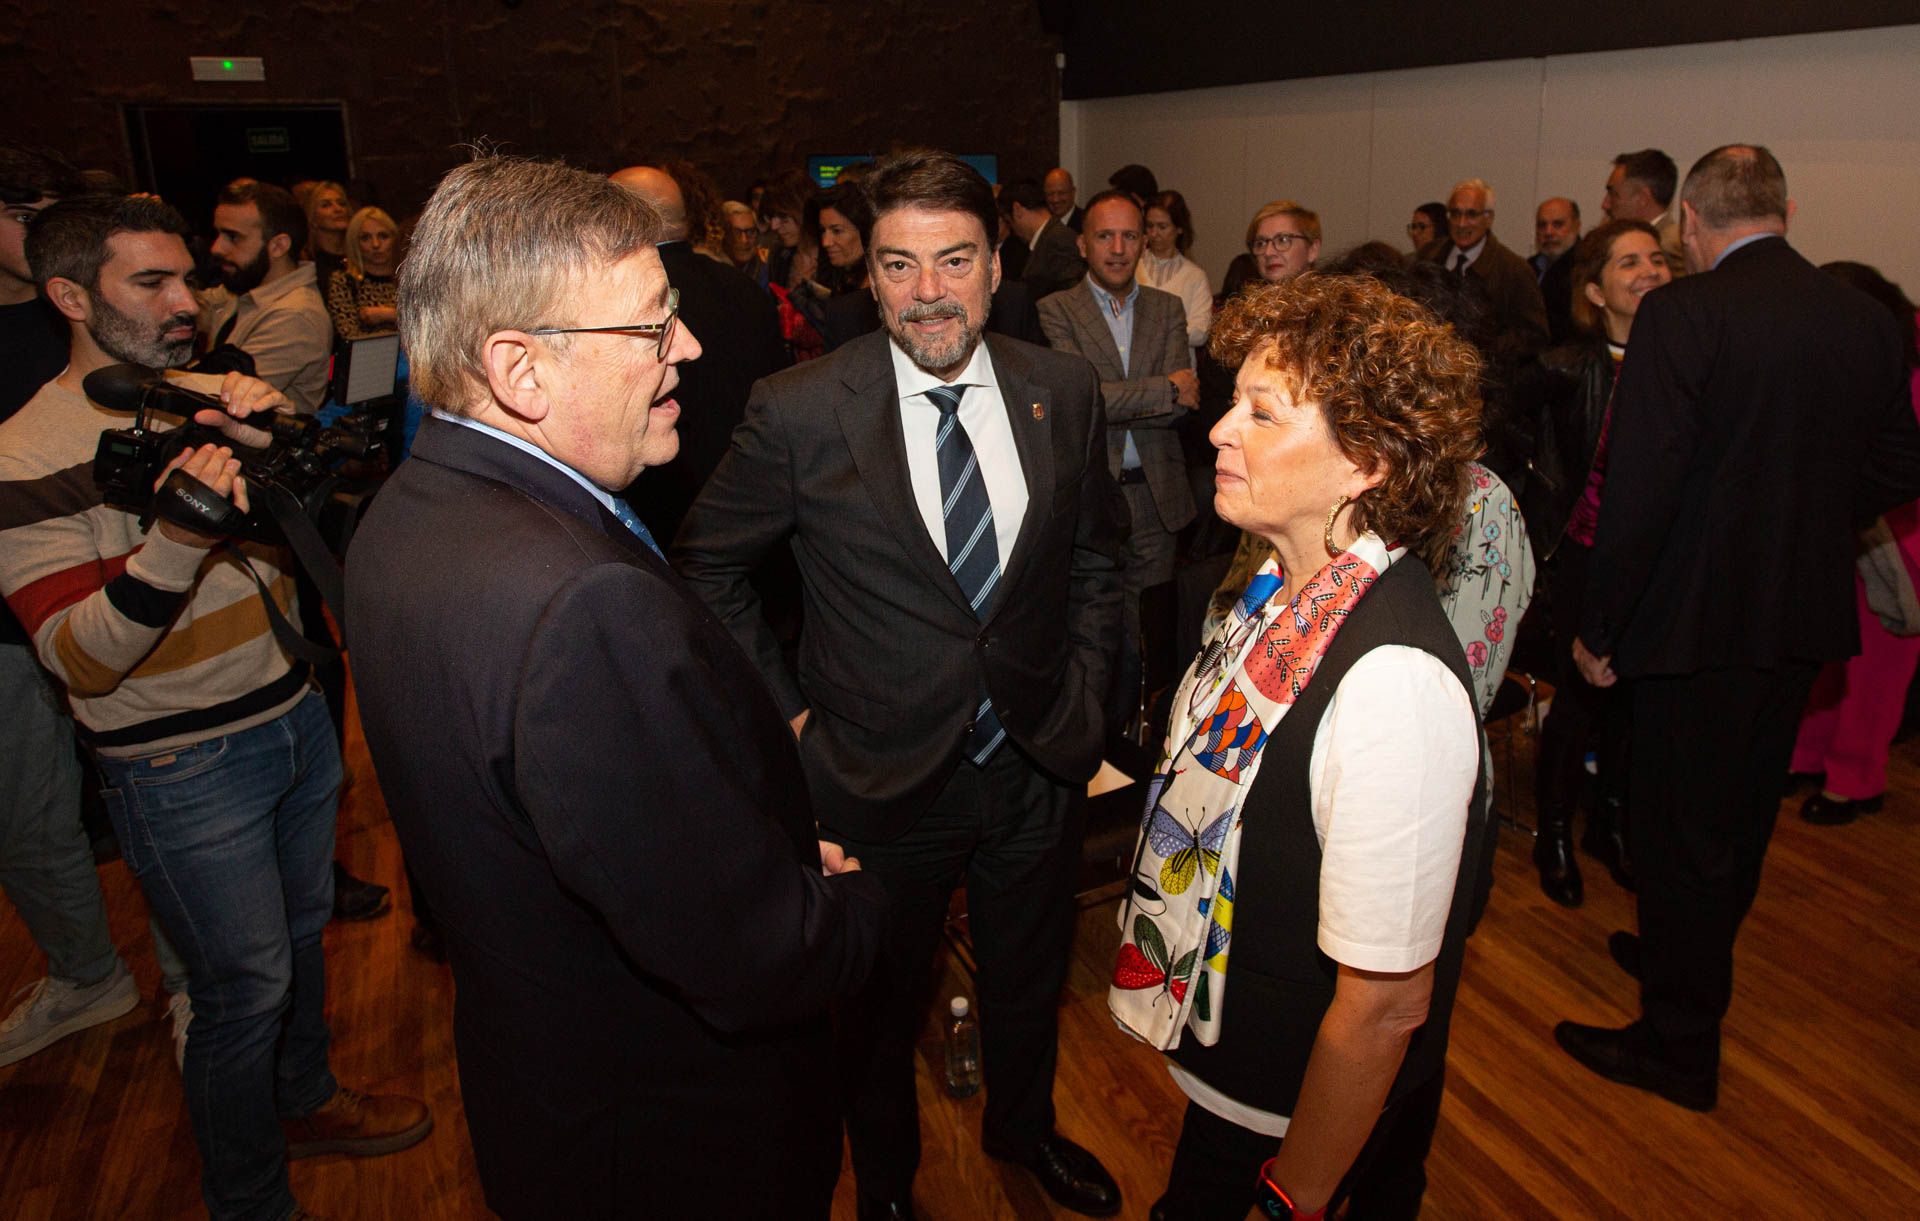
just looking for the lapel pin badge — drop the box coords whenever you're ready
[1031,402,1045,420]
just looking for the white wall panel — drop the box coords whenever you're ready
[1070,24,1920,293]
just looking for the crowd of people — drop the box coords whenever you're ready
[0,131,1917,1221]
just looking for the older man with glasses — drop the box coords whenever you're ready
[346,153,887,1219]
[1417,177,1549,365]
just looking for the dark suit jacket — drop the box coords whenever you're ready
[1537,248,1577,346]
[1037,279,1197,533]
[997,233,1030,282]
[1023,216,1088,301]
[673,330,1128,840]
[624,240,789,545]
[819,281,1044,354]
[1063,205,1085,233]
[346,417,885,1218]
[1422,232,1549,365]
[1580,236,1920,676]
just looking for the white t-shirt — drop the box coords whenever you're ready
[1167,643,1477,1136]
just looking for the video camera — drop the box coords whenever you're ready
[85,363,382,554]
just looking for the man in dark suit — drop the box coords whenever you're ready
[609,164,789,545]
[1044,167,1084,232]
[1007,177,1087,300]
[1420,178,1549,365]
[1556,145,1920,1111]
[346,154,886,1219]
[1037,189,1197,727]
[1531,196,1582,345]
[675,150,1128,1219]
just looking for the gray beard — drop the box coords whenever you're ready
[884,301,985,376]
[92,299,195,370]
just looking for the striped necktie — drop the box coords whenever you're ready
[928,383,1006,765]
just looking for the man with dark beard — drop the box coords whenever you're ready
[0,194,431,1221]
[676,150,1128,1219]
[205,180,333,413]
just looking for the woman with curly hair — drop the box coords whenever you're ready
[1110,274,1488,1220]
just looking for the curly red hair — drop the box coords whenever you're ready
[1208,274,1485,555]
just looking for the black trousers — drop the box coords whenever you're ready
[823,743,1082,1200]
[1154,1070,1438,1221]
[1629,663,1816,1071]
[1535,544,1630,820]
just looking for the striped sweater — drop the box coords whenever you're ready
[0,375,305,756]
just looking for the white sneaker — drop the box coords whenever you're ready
[166,990,192,1072]
[0,959,140,1067]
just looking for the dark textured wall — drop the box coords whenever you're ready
[2,1,1062,215]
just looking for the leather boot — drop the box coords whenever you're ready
[1534,807,1584,907]
[1582,797,1636,891]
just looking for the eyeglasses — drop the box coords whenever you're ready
[1249,232,1310,253]
[528,287,680,359]
[1445,208,1489,221]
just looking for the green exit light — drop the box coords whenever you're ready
[223,60,234,70]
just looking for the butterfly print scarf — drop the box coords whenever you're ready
[1108,533,1398,1050]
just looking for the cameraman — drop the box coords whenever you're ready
[0,193,429,1221]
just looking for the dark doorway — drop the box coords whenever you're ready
[124,102,351,237]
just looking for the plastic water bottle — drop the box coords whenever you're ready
[943,996,981,1098]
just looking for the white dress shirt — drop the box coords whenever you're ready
[890,338,1028,565]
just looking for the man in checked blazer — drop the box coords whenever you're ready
[675,150,1128,1218]
[1037,189,1198,725]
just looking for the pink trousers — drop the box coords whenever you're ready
[1792,572,1920,799]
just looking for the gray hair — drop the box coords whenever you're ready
[1450,178,1495,210]
[399,153,660,414]
[1681,144,1787,231]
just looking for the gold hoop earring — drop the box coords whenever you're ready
[1323,495,1350,559]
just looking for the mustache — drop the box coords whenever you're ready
[159,311,198,334]
[898,302,966,323]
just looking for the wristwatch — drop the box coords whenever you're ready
[1257,1159,1326,1221]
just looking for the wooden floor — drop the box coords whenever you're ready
[4,684,1919,1220]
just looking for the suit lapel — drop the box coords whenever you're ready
[1065,283,1126,378]
[832,338,978,620]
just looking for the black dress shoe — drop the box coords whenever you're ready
[1553,1021,1716,1111]
[1533,821,1584,908]
[855,1192,915,1221]
[986,1132,1121,1217]
[1581,799,1637,892]
[331,862,392,922]
[1800,791,1883,826]
[1783,770,1823,798]
[1607,930,1641,980]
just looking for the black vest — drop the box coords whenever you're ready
[1167,554,1487,1116]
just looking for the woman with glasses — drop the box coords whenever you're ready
[1140,190,1215,349]
[1245,200,1322,284]
[1111,274,1485,1221]
[1517,218,1672,906]
[1406,202,1449,256]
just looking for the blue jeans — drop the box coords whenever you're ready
[98,690,341,1221]
[0,641,116,986]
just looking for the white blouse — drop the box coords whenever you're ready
[1138,250,1214,349]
